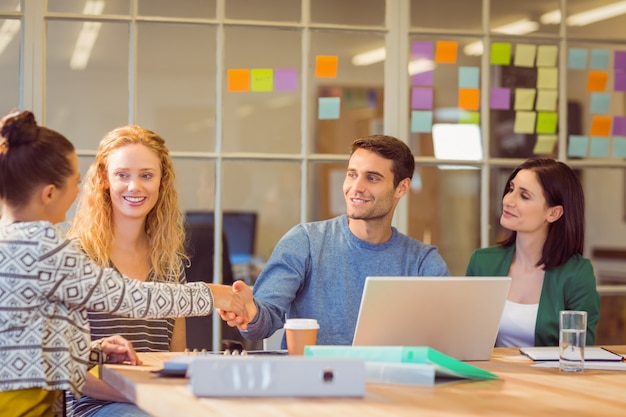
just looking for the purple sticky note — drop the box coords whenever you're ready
[411,87,433,110]
[412,41,433,60]
[412,69,433,86]
[490,87,511,110]
[614,71,626,92]
[613,116,626,136]
[614,51,626,71]
[274,69,298,91]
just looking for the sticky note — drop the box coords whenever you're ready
[590,115,612,136]
[412,69,433,86]
[275,69,298,91]
[514,111,536,134]
[613,116,626,136]
[568,135,588,157]
[315,56,338,78]
[458,88,480,111]
[589,137,610,157]
[536,90,558,111]
[615,50,626,71]
[536,112,558,134]
[514,88,536,111]
[459,111,480,124]
[514,44,536,67]
[590,49,610,70]
[491,43,511,65]
[251,69,273,92]
[537,67,558,89]
[459,66,480,88]
[568,48,587,69]
[411,110,433,133]
[412,41,434,60]
[490,87,510,110]
[612,137,626,158]
[411,87,433,110]
[614,71,626,92]
[536,45,558,67]
[533,135,557,154]
[587,71,608,92]
[590,93,610,114]
[318,97,340,119]
[435,41,458,64]
[227,69,250,92]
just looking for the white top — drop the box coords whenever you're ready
[495,300,538,347]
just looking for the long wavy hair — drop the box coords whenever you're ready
[68,125,187,282]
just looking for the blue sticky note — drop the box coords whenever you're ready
[568,135,588,157]
[612,137,626,158]
[589,137,610,157]
[411,110,433,133]
[590,49,610,70]
[459,66,480,88]
[568,48,587,69]
[318,97,340,120]
[590,93,611,114]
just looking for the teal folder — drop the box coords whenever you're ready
[304,345,498,381]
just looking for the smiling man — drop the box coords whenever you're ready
[222,135,450,346]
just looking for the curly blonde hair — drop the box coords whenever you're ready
[68,125,187,282]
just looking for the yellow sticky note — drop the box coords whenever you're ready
[514,88,536,111]
[514,111,536,134]
[536,45,558,67]
[458,88,480,110]
[316,55,338,78]
[537,67,558,89]
[435,41,458,64]
[533,135,558,154]
[536,90,558,111]
[514,44,537,67]
[227,69,250,92]
[586,71,608,92]
[590,115,612,136]
[536,112,558,134]
[251,69,273,92]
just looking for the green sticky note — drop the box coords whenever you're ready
[533,135,557,154]
[514,111,536,134]
[536,112,558,134]
[568,135,588,157]
[537,67,558,89]
[459,111,480,124]
[589,137,610,157]
[514,88,536,111]
[491,43,511,65]
[250,68,273,92]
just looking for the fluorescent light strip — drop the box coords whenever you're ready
[69,0,105,70]
[352,47,385,66]
[541,1,626,26]
[491,19,539,35]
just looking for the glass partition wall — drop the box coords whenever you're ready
[3,0,626,348]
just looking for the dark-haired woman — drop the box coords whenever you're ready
[466,158,599,347]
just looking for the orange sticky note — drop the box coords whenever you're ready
[590,115,612,136]
[228,69,250,92]
[458,88,480,111]
[586,71,608,92]
[315,55,338,78]
[435,41,458,64]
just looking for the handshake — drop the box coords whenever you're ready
[210,280,258,330]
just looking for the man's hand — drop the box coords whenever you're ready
[216,280,257,330]
[100,335,142,366]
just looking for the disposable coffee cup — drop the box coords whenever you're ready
[284,318,319,355]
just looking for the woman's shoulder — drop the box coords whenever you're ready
[471,245,511,258]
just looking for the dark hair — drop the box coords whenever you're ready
[0,110,75,207]
[499,158,584,270]
[351,135,415,187]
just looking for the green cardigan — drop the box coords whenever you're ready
[466,245,600,346]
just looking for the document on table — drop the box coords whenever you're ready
[520,346,624,362]
[532,361,626,371]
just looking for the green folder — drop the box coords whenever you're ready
[304,345,498,380]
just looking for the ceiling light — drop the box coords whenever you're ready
[540,10,561,25]
[491,19,539,35]
[69,0,105,70]
[567,1,626,26]
[352,47,385,66]
[408,58,435,75]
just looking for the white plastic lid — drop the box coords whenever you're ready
[284,318,319,330]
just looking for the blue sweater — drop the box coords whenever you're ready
[243,215,450,346]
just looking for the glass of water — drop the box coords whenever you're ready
[559,310,587,372]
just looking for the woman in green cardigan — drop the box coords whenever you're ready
[466,158,599,347]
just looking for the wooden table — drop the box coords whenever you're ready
[101,346,626,416]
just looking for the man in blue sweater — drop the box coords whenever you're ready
[221,135,450,346]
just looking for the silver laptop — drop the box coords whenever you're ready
[352,276,512,361]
